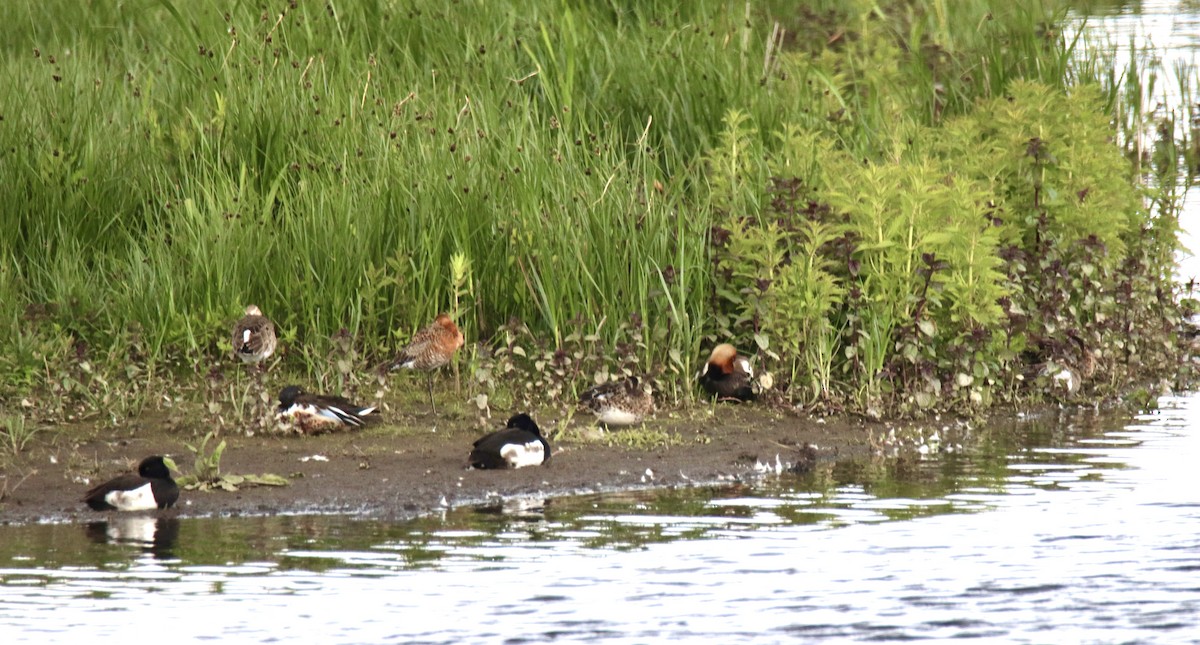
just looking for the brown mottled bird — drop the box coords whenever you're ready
[697,343,756,402]
[231,305,277,366]
[579,376,655,426]
[387,313,465,410]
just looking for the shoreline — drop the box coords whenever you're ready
[0,406,872,525]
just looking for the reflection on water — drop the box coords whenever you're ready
[1071,0,1200,282]
[83,517,180,560]
[3,5,1196,643]
[2,397,1199,642]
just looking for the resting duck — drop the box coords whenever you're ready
[698,343,756,402]
[387,313,466,410]
[232,305,277,365]
[275,385,379,435]
[83,455,180,511]
[469,413,550,469]
[579,376,655,426]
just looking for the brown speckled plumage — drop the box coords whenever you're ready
[232,305,277,365]
[579,376,655,426]
[391,314,464,371]
[388,314,465,408]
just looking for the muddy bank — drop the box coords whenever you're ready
[0,407,877,525]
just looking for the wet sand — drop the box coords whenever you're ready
[0,405,874,524]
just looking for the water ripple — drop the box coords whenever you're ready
[2,392,1200,642]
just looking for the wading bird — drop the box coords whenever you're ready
[387,313,465,411]
[232,305,277,367]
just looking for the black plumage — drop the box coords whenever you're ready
[469,413,551,469]
[83,456,179,511]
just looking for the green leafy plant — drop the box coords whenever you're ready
[0,0,1189,421]
[0,413,37,456]
[704,74,1184,417]
[180,431,227,490]
[178,431,288,491]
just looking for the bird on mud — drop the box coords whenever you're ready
[1027,331,1097,399]
[697,343,756,402]
[82,455,180,512]
[468,413,551,470]
[274,385,378,435]
[231,305,277,367]
[386,313,465,411]
[579,375,655,426]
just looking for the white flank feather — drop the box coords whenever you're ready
[596,408,641,426]
[278,402,371,427]
[1052,368,1077,393]
[321,405,351,423]
[499,440,545,468]
[104,483,158,511]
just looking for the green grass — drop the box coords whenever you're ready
[0,413,36,456]
[0,0,1190,421]
[0,0,732,368]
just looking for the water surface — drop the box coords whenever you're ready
[5,3,1200,643]
[3,395,1199,643]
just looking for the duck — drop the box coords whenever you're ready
[82,455,180,512]
[275,385,378,435]
[579,376,655,426]
[698,343,756,402]
[387,313,465,410]
[1027,331,1097,398]
[468,413,550,469]
[232,305,277,366]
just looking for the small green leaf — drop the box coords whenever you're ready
[212,439,227,466]
[243,473,290,487]
[914,391,933,408]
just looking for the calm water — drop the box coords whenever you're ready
[6,3,1200,644]
[1,396,1199,643]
